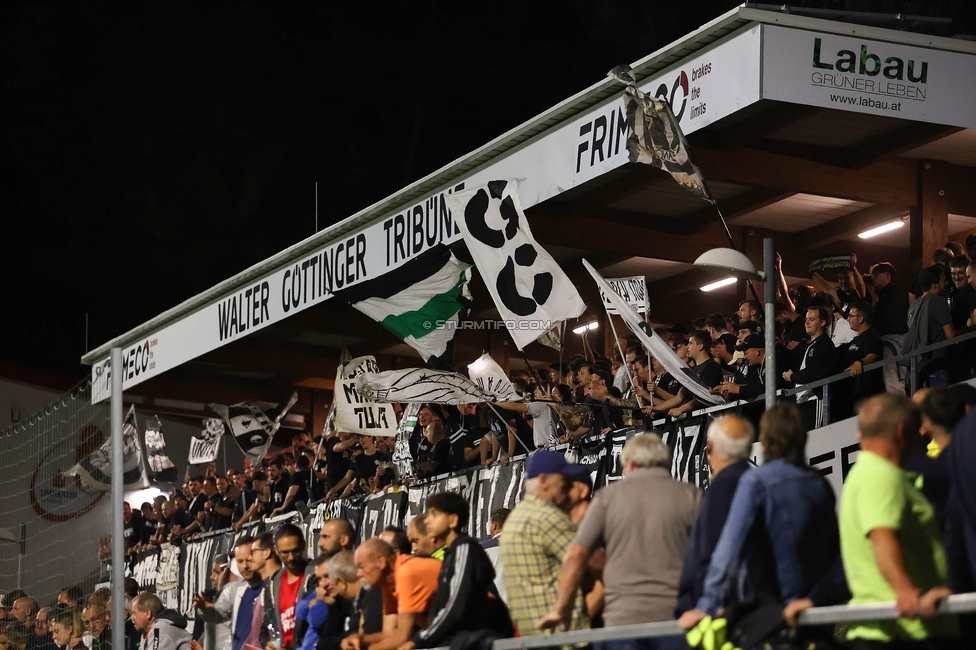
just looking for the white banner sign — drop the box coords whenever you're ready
[600,276,649,315]
[187,418,224,465]
[335,356,397,437]
[751,414,860,499]
[762,25,976,128]
[467,353,520,401]
[89,26,764,401]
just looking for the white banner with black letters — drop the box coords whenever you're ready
[188,418,225,465]
[467,353,520,401]
[335,356,397,437]
[601,276,649,315]
[447,180,586,350]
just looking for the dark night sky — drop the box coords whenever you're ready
[1,1,971,378]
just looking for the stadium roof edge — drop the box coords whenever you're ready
[81,4,976,365]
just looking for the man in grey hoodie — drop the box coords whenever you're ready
[131,593,191,650]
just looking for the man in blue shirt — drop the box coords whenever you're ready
[678,403,839,631]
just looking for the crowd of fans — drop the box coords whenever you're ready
[114,243,976,553]
[10,240,976,650]
[11,387,976,650]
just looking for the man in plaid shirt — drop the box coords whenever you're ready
[500,451,589,635]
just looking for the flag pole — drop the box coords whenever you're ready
[602,311,643,408]
[712,201,762,304]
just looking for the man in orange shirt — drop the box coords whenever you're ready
[341,539,440,650]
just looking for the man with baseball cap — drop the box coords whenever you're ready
[499,451,590,635]
[713,334,767,400]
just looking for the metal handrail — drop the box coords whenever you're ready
[493,592,976,649]
[782,328,976,397]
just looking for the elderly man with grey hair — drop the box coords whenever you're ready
[674,415,754,617]
[539,433,701,643]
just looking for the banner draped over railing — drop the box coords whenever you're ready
[124,414,718,619]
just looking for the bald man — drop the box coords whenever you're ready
[840,394,956,644]
[675,416,754,617]
[317,518,355,558]
[344,539,440,650]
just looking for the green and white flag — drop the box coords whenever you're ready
[334,247,472,363]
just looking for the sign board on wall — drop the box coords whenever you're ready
[762,25,976,128]
[90,26,764,401]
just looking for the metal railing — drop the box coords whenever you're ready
[645,328,976,427]
[493,592,976,649]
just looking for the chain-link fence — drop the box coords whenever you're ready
[0,380,110,604]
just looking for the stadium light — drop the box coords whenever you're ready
[694,240,776,406]
[858,220,904,239]
[700,277,738,292]
[572,321,599,335]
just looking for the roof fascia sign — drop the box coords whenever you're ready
[761,24,976,128]
[88,25,764,403]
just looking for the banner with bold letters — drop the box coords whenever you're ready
[335,356,397,437]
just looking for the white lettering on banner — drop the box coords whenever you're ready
[90,26,763,402]
[762,25,976,127]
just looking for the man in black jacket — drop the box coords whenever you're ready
[783,306,837,428]
[405,492,513,650]
[675,416,753,616]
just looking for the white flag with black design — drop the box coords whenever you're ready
[143,417,177,484]
[335,356,398,437]
[64,405,149,490]
[188,418,225,465]
[447,180,585,350]
[209,393,298,464]
[466,353,520,401]
[356,367,504,404]
[583,259,722,405]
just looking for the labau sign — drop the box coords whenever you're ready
[762,26,976,128]
[812,37,928,84]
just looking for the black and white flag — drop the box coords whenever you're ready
[392,403,421,482]
[64,405,149,490]
[609,65,712,202]
[356,367,507,405]
[447,180,585,350]
[209,393,298,465]
[143,417,178,484]
[584,259,722,405]
[188,418,225,465]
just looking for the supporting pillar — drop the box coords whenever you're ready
[110,348,124,650]
[910,160,949,274]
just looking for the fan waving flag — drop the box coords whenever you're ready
[209,393,298,465]
[609,65,712,202]
[583,259,723,406]
[64,405,149,490]
[447,180,585,350]
[333,246,472,365]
